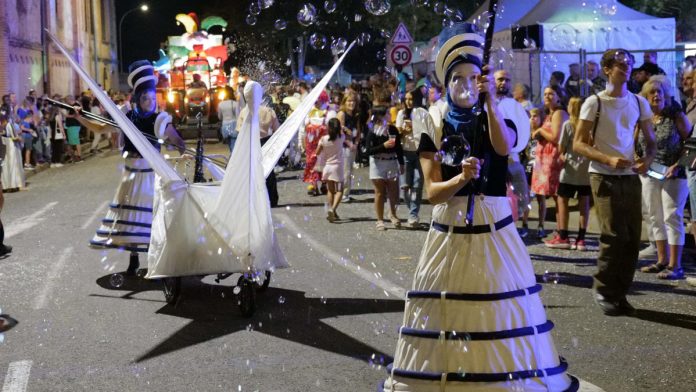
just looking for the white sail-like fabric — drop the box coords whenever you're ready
[261,41,356,178]
[208,81,288,271]
[145,82,288,278]
[45,30,182,184]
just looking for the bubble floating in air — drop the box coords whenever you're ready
[364,0,391,16]
[297,3,318,27]
[324,0,337,13]
[309,33,328,50]
[274,19,287,30]
[331,37,348,55]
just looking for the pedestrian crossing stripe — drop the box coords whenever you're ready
[390,23,413,45]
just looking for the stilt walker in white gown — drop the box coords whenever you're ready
[90,60,184,276]
[380,23,579,392]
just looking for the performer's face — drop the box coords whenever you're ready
[139,90,157,113]
[448,62,480,108]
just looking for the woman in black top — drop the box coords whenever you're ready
[366,94,404,231]
[90,60,184,277]
[381,23,577,392]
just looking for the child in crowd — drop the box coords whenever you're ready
[545,97,591,250]
[315,118,351,222]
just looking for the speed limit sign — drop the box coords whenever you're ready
[390,45,412,66]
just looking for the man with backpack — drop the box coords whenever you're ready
[573,49,656,316]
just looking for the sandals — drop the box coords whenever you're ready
[376,220,386,231]
[656,267,685,280]
[640,263,668,273]
[327,211,337,223]
[390,216,401,229]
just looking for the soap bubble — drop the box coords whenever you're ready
[331,37,348,55]
[376,49,386,61]
[442,18,454,28]
[245,14,257,26]
[278,295,286,304]
[596,0,618,16]
[309,33,327,50]
[274,19,287,30]
[364,0,391,16]
[438,135,471,166]
[249,2,261,16]
[379,29,391,39]
[410,0,429,6]
[260,0,274,9]
[550,23,580,50]
[473,11,491,35]
[445,7,464,22]
[109,273,124,288]
[297,3,318,27]
[324,0,337,13]
[433,1,446,15]
[357,32,371,46]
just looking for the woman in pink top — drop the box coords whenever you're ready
[315,118,352,222]
[530,85,568,238]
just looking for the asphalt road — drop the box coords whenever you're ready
[1,144,695,392]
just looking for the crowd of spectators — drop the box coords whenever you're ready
[2,51,696,287]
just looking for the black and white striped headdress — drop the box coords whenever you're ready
[435,23,484,85]
[127,60,157,97]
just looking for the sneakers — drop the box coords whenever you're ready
[571,238,587,251]
[0,244,12,256]
[407,217,419,228]
[537,227,547,239]
[687,277,696,287]
[518,226,529,238]
[638,243,658,260]
[545,234,571,249]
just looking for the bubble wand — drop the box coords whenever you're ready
[466,0,499,227]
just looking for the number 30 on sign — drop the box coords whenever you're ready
[390,45,412,66]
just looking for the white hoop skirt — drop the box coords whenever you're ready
[2,137,25,190]
[381,196,578,392]
[90,158,154,253]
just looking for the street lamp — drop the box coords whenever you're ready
[118,4,149,74]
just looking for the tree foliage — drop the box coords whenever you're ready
[620,0,696,41]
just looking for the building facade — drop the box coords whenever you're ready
[0,0,118,98]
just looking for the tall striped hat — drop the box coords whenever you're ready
[435,23,484,85]
[127,60,157,96]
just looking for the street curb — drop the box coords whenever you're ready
[24,139,111,180]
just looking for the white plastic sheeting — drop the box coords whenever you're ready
[146,82,288,278]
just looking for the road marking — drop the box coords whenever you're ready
[1,360,32,392]
[80,200,109,230]
[5,202,59,239]
[33,247,74,310]
[276,213,406,298]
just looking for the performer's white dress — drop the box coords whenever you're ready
[90,112,169,253]
[2,123,26,190]
[381,195,578,392]
[90,157,154,253]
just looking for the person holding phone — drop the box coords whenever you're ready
[396,88,434,228]
[366,89,404,231]
[636,75,692,280]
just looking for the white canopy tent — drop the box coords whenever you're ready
[427,0,676,102]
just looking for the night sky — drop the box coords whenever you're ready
[116,0,206,72]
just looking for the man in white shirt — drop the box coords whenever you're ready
[427,84,447,145]
[574,48,656,316]
[494,70,532,236]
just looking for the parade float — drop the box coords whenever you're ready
[155,13,233,134]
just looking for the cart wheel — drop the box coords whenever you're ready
[256,271,271,292]
[237,276,256,317]
[163,277,182,305]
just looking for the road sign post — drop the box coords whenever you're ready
[386,23,414,68]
